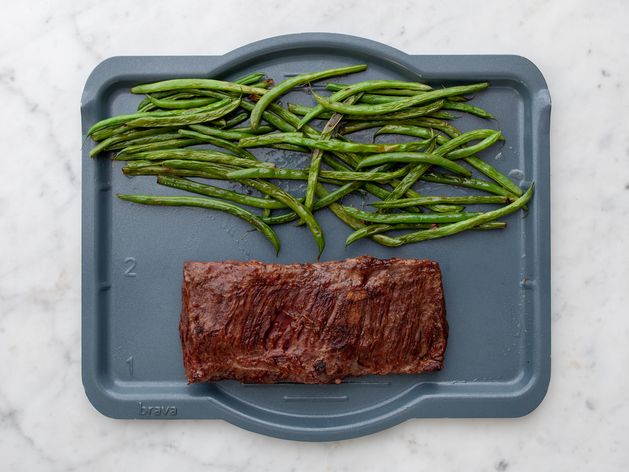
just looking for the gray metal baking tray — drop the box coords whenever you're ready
[81,33,551,441]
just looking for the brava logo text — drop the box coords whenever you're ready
[138,402,177,416]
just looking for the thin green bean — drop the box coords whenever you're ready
[90,124,133,142]
[425,110,455,120]
[156,175,287,209]
[88,99,231,136]
[356,151,472,177]
[313,184,403,247]
[189,124,255,140]
[355,95,480,110]
[136,73,265,115]
[238,99,297,133]
[325,83,432,94]
[409,118,462,139]
[246,179,325,256]
[319,144,462,213]
[442,100,494,119]
[264,105,372,177]
[345,221,507,246]
[239,132,433,154]
[130,79,269,97]
[371,195,511,208]
[230,125,276,135]
[271,143,310,152]
[234,72,266,86]
[298,79,434,128]
[122,165,226,179]
[222,112,249,129]
[118,194,280,253]
[309,83,488,118]
[145,156,325,255]
[345,223,433,246]
[136,91,179,111]
[356,94,417,105]
[116,138,205,155]
[435,125,522,196]
[107,132,183,150]
[147,95,217,110]
[126,99,240,128]
[420,172,515,197]
[289,100,445,122]
[178,129,257,160]
[376,125,516,196]
[305,94,359,212]
[396,185,534,244]
[373,124,449,145]
[250,64,368,129]
[407,122,518,197]
[446,131,503,160]
[249,80,273,90]
[353,97,461,120]
[340,120,448,136]
[123,160,165,169]
[161,159,272,174]
[226,167,408,182]
[382,129,502,203]
[261,182,361,225]
[261,198,272,219]
[90,127,179,157]
[140,91,213,112]
[344,207,483,224]
[115,149,274,168]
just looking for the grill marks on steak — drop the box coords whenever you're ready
[180,256,448,384]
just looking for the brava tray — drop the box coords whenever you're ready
[81,33,551,441]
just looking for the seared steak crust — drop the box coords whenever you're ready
[180,256,448,384]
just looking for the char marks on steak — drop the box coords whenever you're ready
[180,256,447,384]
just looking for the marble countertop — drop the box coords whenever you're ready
[1,0,628,470]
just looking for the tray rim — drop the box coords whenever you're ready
[81,32,551,441]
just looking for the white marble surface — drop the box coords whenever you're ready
[1,0,628,470]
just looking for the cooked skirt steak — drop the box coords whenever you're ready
[180,256,448,384]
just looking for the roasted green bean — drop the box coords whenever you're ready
[344,207,483,224]
[289,100,445,122]
[88,99,230,135]
[115,149,274,168]
[325,82,432,94]
[239,132,433,154]
[130,79,269,97]
[177,129,257,160]
[90,127,179,157]
[222,112,249,129]
[118,193,280,253]
[189,124,255,141]
[307,83,488,120]
[345,221,507,246]
[395,185,534,244]
[250,64,367,129]
[147,95,217,110]
[261,182,360,225]
[297,79,434,128]
[226,166,409,182]
[371,195,511,208]
[126,99,240,128]
[305,94,360,212]
[356,151,472,177]
[87,65,533,255]
[115,138,204,155]
[420,172,515,197]
[156,175,287,209]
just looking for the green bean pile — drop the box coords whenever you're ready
[88,65,533,256]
